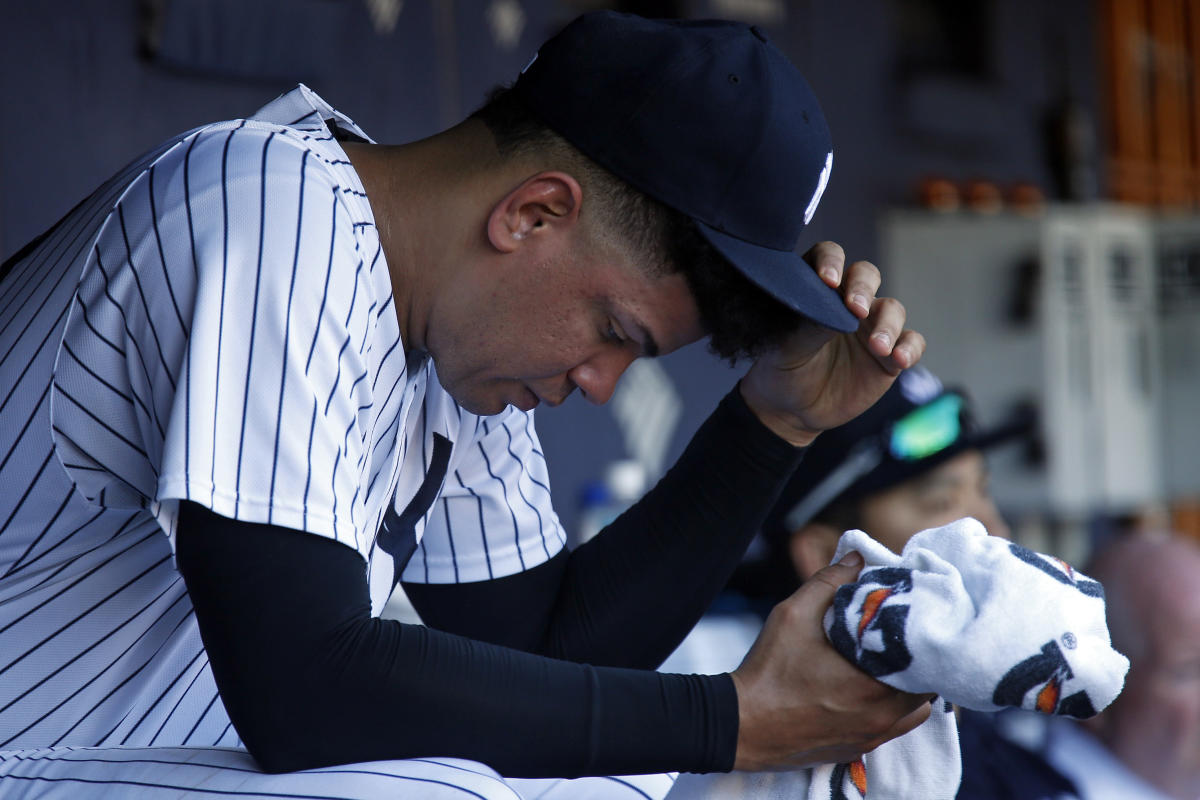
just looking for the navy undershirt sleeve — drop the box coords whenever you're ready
[176,386,804,776]
[176,504,735,777]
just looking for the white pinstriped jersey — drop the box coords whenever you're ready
[0,85,566,752]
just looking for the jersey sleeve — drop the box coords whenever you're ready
[52,121,397,558]
[403,407,567,584]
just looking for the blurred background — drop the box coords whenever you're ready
[2,0,1197,564]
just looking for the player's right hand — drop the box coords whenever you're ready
[728,551,933,771]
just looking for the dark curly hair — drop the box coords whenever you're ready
[470,85,809,362]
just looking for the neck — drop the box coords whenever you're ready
[341,120,501,355]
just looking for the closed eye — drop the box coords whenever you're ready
[605,315,659,357]
[604,320,625,345]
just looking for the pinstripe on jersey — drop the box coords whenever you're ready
[0,84,565,755]
[0,747,676,799]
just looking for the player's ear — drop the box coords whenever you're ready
[790,522,842,582]
[486,171,583,253]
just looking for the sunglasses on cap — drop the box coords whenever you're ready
[784,392,968,531]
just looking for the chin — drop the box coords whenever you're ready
[435,374,490,416]
[458,389,518,417]
[441,374,533,416]
[456,396,504,417]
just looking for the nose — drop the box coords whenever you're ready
[567,349,638,405]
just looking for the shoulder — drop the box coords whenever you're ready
[154,120,347,193]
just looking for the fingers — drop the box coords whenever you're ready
[804,241,846,287]
[858,297,927,374]
[796,550,864,601]
[835,255,927,373]
[803,247,880,319]
[840,259,881,318]
[893,329,926,369]
[866,694,936,750]
[802,243,897,326]
[769,551,865,650]
[861,297,905,358]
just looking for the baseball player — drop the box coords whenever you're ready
[0,12,929,799]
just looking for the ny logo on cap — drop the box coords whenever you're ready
[803,151,833,225]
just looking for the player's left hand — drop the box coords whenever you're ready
[739,241,926,447]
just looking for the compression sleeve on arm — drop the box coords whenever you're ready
[175,501,737,777]
[551,385,805,667]
[407,385,805,669]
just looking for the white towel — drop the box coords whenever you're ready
[809,517,1129,800]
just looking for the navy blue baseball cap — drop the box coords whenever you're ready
[512,12,857,333]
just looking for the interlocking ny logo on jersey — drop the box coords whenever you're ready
[828,567,914,678]
[378,433,452,583]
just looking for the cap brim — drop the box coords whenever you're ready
[696,222,858,333]
[843,409,1037,503]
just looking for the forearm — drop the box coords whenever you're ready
[264,617,735,776]
[176,502,737,776]
[542,386,805,668]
